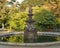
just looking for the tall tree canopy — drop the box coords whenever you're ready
[47,0,60,17]
[0,0,59,31]
[20,0,47,11]
[0,0,7,29]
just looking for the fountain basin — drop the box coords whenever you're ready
[0,41,60,48]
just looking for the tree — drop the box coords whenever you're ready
[23,0,46,6]
[34,7,57,31]
[45,0,60,28]
[20,0,47,11]
[0,0,27,31]
[11,0,16,2]
[47,0,60,17]
[5,6,27,31]
[0,0,7,29]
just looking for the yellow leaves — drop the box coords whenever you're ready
[33,6,40,14]
[56,18,60,24]
[56,37,60,41]
[7,35,24,43]
[32,6,51,14]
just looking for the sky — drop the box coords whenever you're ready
[16,0,24,3]
[7,0,24,3]
[7,0,24,7]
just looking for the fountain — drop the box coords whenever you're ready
[24,6,37,43]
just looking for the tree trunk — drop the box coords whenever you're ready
[2,22,4,29]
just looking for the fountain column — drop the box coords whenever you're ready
[24,6,37,43]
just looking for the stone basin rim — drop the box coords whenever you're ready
[0,41,60,46]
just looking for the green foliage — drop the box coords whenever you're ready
[0,37,7,42]
[0,0,58,31]
[6,12,27,31]
[34,8,57,31]
[0,35,24,43]
[56,37,60,41]
[7,35,24,43]
[0,35,58,43]
[20,0,47,11]
[11,0,16,2]
[14,12,27,31]
[0,0,7,28]
[23,0,46,6]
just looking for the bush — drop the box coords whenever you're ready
[34,8,57,31]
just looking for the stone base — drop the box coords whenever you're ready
[0,42,60,48]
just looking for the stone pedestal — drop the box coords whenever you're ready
[24,27,37,43]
